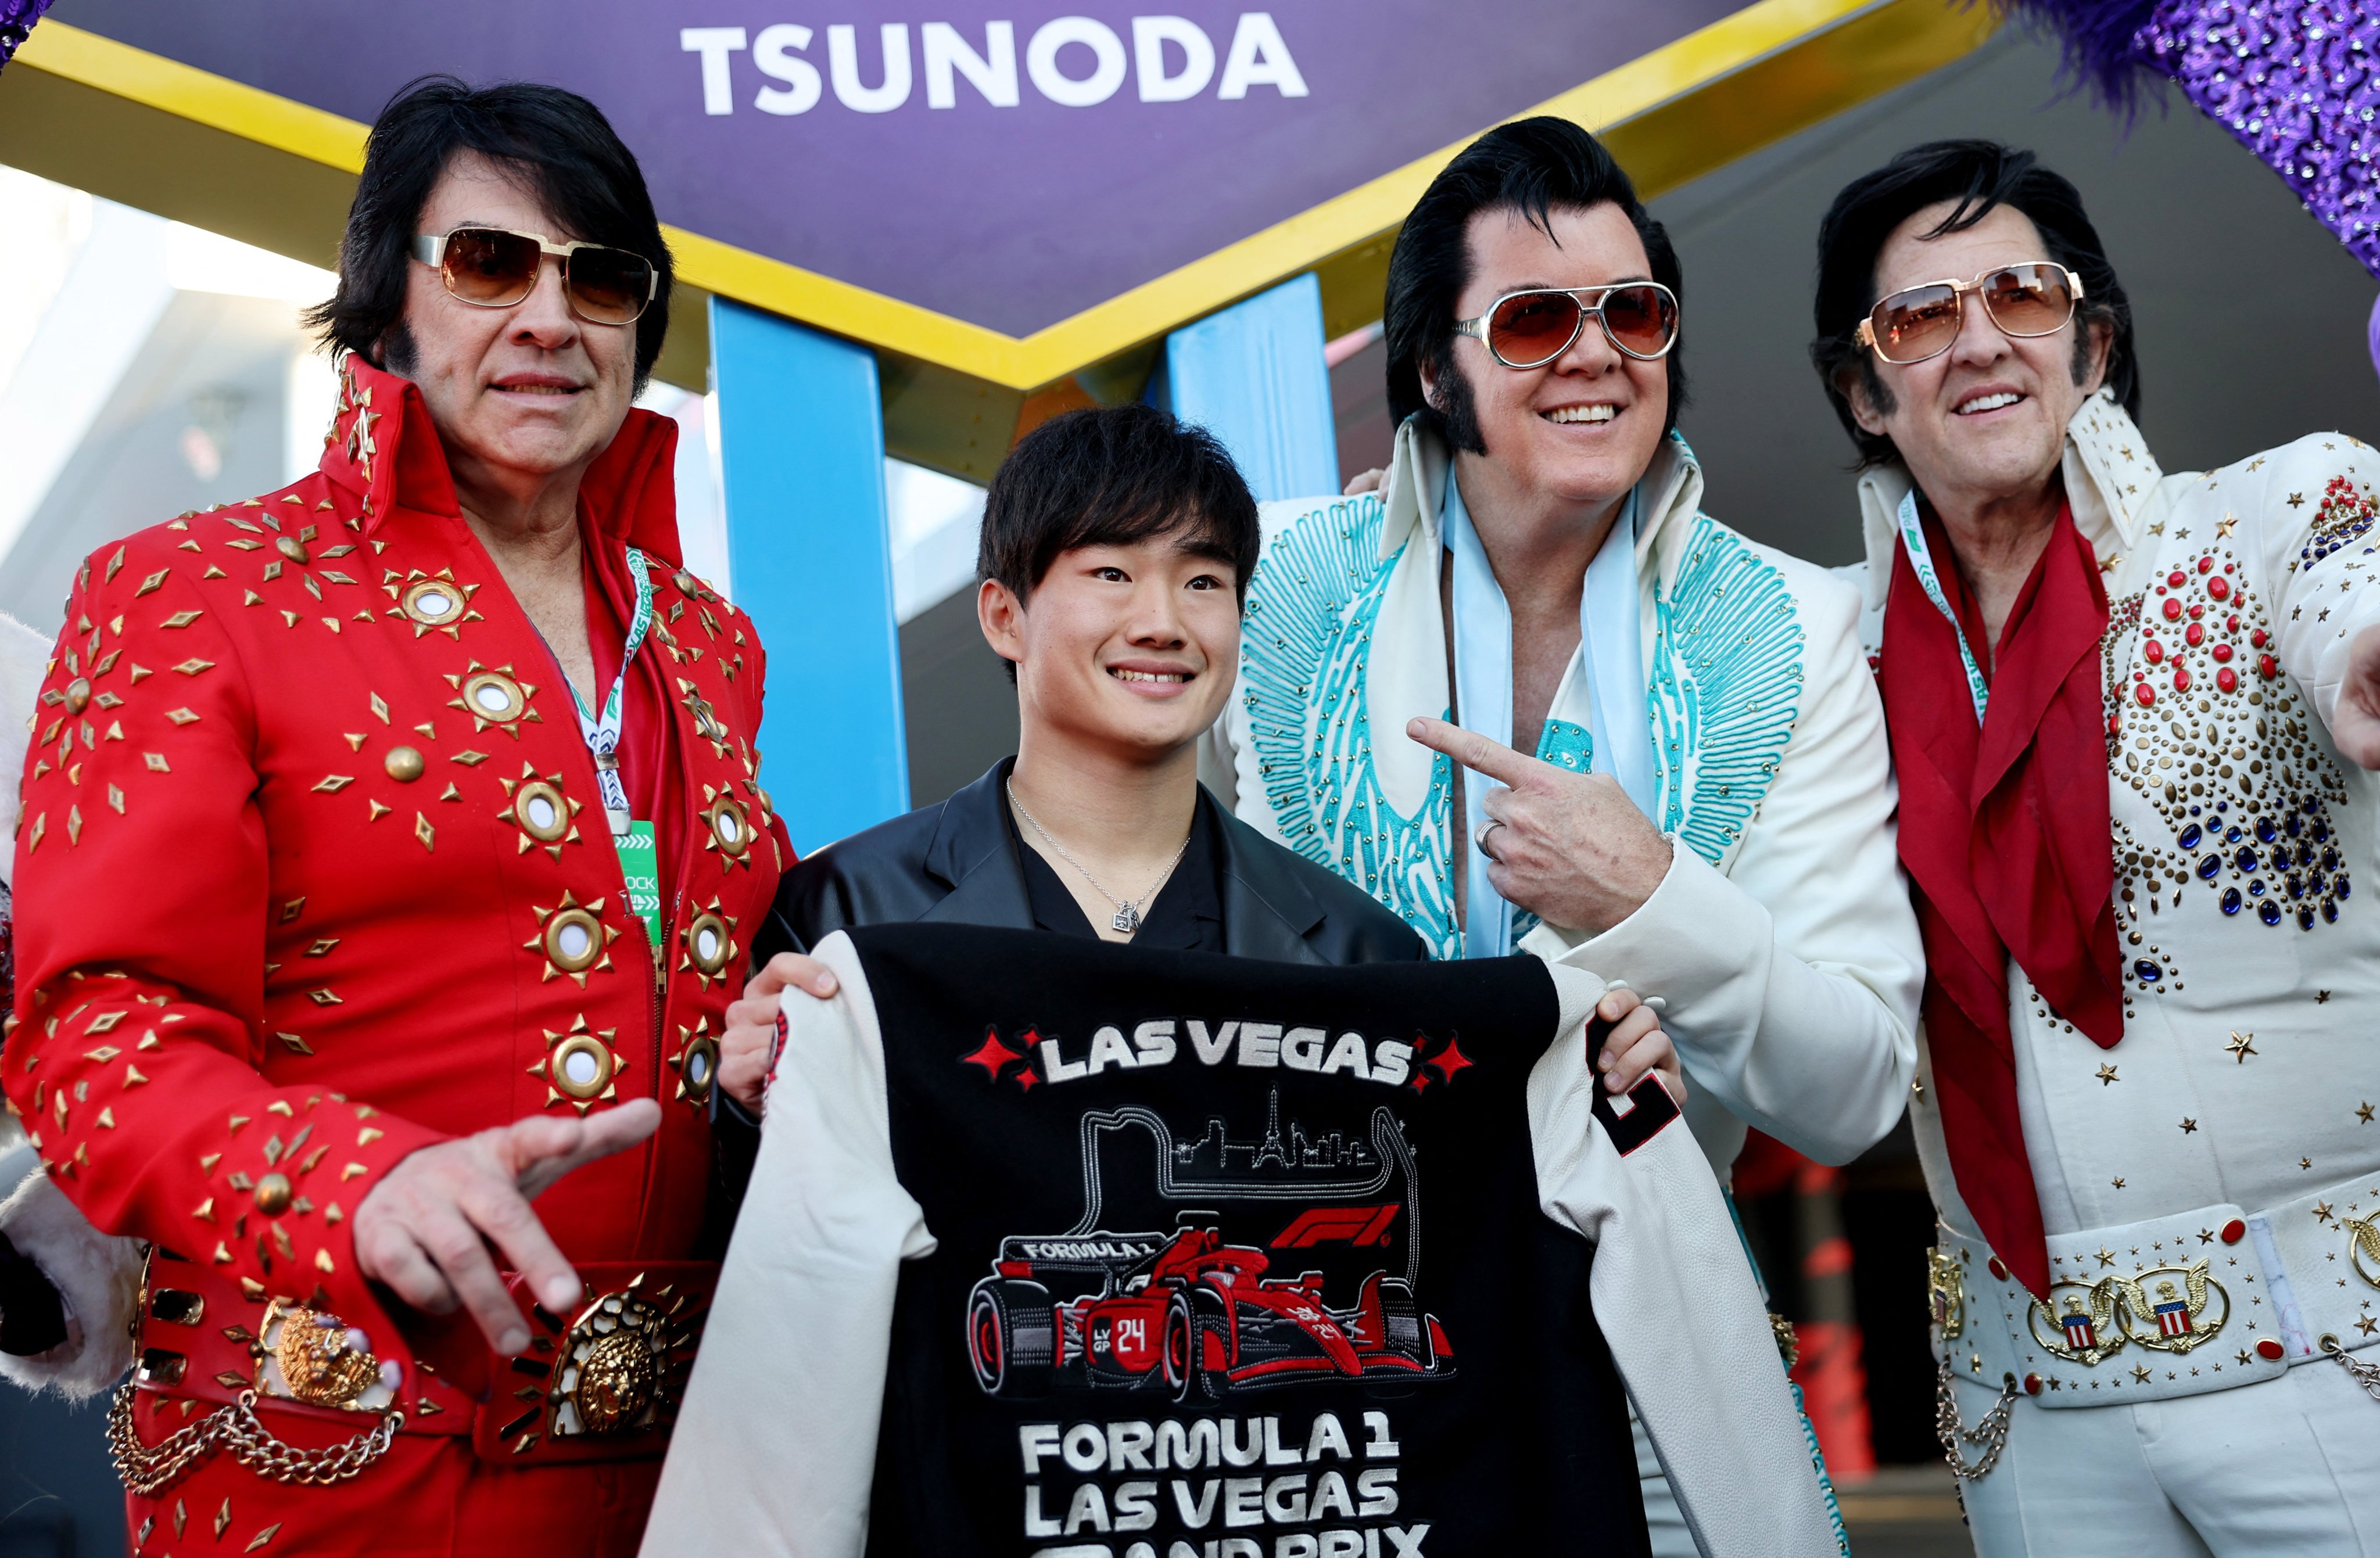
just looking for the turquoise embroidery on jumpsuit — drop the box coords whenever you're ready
[1242,496,1460,959]
[1245,498,1804,956]
[1536,717,1594,773]
[1648,512,1806,866]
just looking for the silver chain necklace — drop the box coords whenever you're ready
[1006,780,1192,936]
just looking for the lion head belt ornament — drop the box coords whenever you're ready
[255,1298,400,1411]
[494,1275,704,1456]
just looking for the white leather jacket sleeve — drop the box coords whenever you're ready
[1533,966,1837,1558]
[640,932,933,1558]
[1529,575,1923,1166]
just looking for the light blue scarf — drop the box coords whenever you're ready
[1441,467,1656,959]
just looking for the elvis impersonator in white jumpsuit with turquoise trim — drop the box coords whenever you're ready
[1850,393,2380,1557]
[1204,417,1927,1555]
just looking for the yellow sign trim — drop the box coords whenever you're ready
[13,1,1990,387]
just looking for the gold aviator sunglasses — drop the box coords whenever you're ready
[1856,261,2085,365]
[410,227,658,326]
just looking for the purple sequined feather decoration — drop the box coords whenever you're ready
[2142,2,2380,278]
[0,0,58,69]
[2006,1,2380,280]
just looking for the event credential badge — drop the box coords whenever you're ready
[847,924,1672,1556]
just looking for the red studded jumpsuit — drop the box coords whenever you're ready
[4,354,787,1556]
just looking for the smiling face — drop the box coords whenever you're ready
[979,529,1240,766]
[392,150,638,494]
[1424,202,1671,510]
[1847,200,2110,511]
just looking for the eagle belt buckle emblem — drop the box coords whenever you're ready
[2116,1260,2227,1354]
[2029,1280,2125,1366]
[1927,1248,1966,1340]
[2343,1214,2380,1291]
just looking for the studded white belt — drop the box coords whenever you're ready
[1930,1170,2380,1409]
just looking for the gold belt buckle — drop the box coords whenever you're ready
[492,1273,701,1457]
[256,1298,396,1412]
[1927,1248,1966,1340]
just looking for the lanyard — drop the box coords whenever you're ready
[1894,490,1990,723]
[1442,473,1653,959]
[551,545,658,837]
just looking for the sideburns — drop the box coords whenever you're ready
[378,321,418,377]
[2067,318,2101,390]
[1856,357,1897,421]
[1428,344,1490,457]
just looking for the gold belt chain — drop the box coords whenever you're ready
[106,1383,403,1495]
[2322,1334,2380,1405]
[1934,1356,2018,1481]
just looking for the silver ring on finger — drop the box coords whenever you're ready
[1476,818,1504,860]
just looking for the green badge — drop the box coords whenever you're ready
[618,821,662,949]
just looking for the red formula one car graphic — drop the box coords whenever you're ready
[966,1215,1454,1403]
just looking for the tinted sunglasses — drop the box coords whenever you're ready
[410,227,658,326]
[1454,282,1680,368]
[1856,261,2084,365]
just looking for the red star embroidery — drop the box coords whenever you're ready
[1407,1067,1433,1094]
[1012,1029,1045,1090]
[1429,1037,1475,1085]
[960,1028,1022,1080]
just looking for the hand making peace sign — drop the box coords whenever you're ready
[1406,715,1675,938]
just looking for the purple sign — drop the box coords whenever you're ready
[54,0,1737,338]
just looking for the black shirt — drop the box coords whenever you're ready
[1003,782,1226,953]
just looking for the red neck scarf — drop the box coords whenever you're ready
[1877,499,2125,1299]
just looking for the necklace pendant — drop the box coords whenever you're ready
[1111,902,1142,935]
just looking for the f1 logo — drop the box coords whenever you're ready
[1271,1204,1399,1248]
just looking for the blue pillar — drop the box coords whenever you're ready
[709,297,908,853]
[1149,272,1336,502]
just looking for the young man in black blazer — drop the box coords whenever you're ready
[714,405,1678,1117]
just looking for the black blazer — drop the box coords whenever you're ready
[701,763,1425,1243]
[759,760,1428,967]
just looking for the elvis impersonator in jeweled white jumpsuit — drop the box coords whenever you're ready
[1853,392,2380,1555]
[1206,415,1926,1553]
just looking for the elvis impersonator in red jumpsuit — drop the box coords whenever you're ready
[1,81,783,1556]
